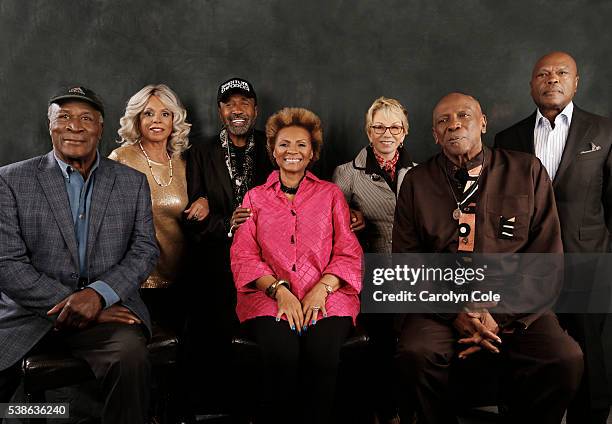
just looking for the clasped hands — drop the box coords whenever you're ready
[453,309,502,359]
[47,288,140,330]
[275,282,328,334]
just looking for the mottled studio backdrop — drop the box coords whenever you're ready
[1,0,611,178]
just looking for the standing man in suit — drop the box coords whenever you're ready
[0,86,159,424]
[181,77,273,416]
[495,51,612,423]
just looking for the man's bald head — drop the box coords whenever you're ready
[432,92,487,166]
[433,92,483,123]
[530,51,579,121]
[532,51,578,78]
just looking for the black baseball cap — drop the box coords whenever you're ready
[49,85,105,117]
[217,77,257,105]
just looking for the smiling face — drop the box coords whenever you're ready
[273,126,313,178]
[432,93,486,165]
[530,52,579,119]
[49,100,102,167]
[367,109,406,160]
[218,93,257,138]
[139,95,173,145]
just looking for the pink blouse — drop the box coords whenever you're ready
[231,171,363,324]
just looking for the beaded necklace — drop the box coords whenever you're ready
[138,141,173,187]
[279,174,304,195]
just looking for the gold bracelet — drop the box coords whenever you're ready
[265,280,280,299]
[265,279,291,299]
[277,279,291,292]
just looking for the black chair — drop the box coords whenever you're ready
[21,324,179,423]
[230,326,370,423]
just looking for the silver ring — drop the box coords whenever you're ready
[312,306,320,311]
[194,213,199,218]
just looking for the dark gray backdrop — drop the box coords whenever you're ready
[2,0,612,399]
[1,0,611,177]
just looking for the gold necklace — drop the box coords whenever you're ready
[138,141,173,187]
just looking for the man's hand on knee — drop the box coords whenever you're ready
[96,305,141,325]
[47,288,104,329]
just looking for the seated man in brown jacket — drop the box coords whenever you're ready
[392,92,583,424]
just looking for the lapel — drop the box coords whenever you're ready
[86,157,116,267]
[517,113,537,154]
[354,147,394,192]
[36,151,79,269]
[397,168,409,195]
[553,106,592,188]
[213,140,235,204]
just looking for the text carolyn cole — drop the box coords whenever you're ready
[371,265,487,286]
[372,290,501,303]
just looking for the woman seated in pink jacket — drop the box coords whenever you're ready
[230,107,363,424]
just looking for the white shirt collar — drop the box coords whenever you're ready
[536,101,574,128]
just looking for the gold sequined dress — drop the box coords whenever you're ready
[109,144,188,288]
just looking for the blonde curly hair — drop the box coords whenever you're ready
[117,84,191,155]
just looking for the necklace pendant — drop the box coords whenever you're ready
[452,208,462,220]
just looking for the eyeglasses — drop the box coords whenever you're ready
[370,124,404,135]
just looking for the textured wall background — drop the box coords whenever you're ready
[1,0,611,178]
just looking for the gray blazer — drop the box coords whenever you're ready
[0,151,159,370]
[333,147,415,253]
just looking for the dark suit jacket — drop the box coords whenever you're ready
[495,106,612,253]
[181,130,273,309]
[184,129,272,245]
[0,151,159,370]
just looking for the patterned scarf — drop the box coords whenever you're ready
[373,148,400,181]
[220,129,256,208]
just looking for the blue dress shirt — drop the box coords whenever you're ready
[54,152,120,308]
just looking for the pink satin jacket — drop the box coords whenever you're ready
[231,171,363,323]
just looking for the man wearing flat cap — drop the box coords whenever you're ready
[181,77,272,415]
[0,86,159,423]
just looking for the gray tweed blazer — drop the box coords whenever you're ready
[0,151,159,370]
[333,147,415,253]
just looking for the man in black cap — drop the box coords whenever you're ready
[181,77,272,416]
[0,86,159,423]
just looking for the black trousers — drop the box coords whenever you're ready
[395,313,584,424]
[180,268,239,414]
[560,313,611,424]
[244,316,352,424]
[0,323,150,424]
[358,313,399,420]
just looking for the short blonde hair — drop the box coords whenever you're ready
[364,96,409,136]
[117,84,191,155]
[265,107,323,164]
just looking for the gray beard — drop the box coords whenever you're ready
[226,121,253,136]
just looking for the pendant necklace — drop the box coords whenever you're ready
[139,141,173,187]
[443,154,484,221]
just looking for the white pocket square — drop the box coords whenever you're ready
[580,142,602,154]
